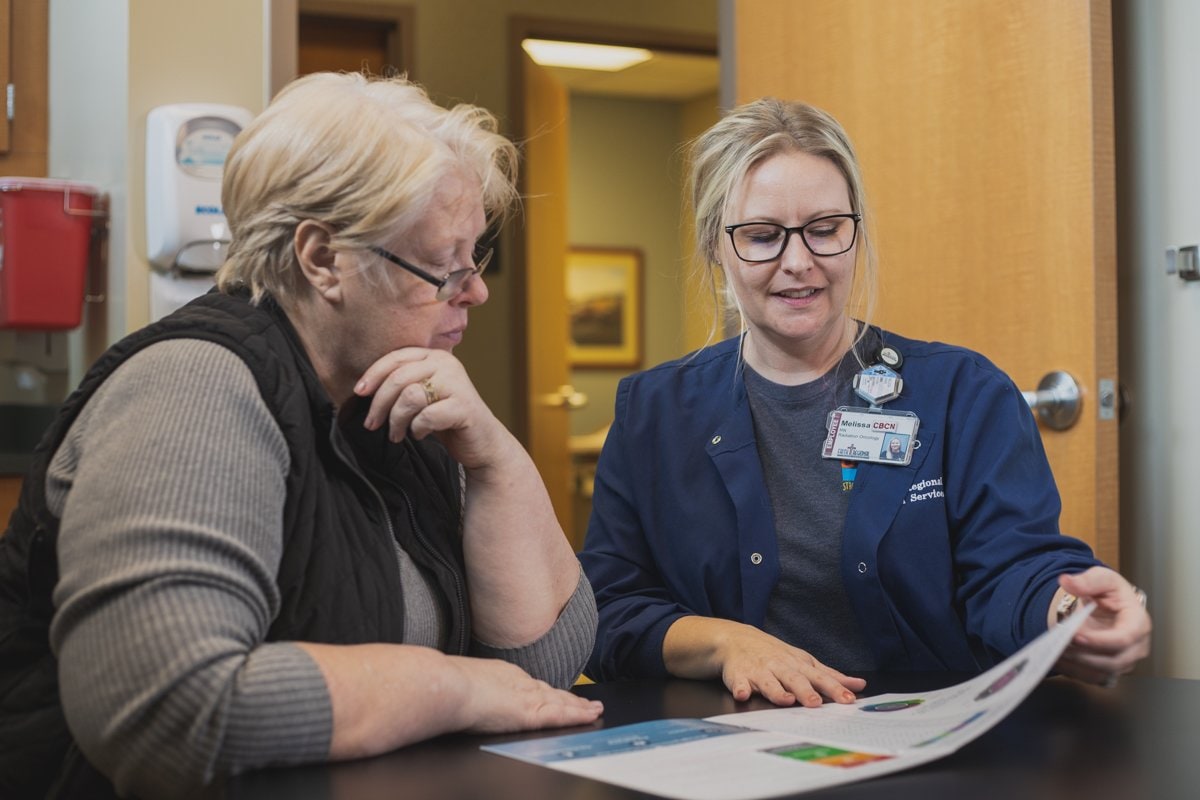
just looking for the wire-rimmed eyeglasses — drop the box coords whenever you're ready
[369,243,493,301]
[724,213,862,262]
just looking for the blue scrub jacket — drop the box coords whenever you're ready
[579,331,1101,681]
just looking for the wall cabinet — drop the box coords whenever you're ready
[0,0,46,174]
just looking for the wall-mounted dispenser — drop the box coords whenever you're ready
[145,103,254,320]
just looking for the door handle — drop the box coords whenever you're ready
[538,384,588,409]
[1021,371,1081,431]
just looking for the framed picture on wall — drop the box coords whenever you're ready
[566,247,643,369]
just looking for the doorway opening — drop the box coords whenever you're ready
[508,19,718,547]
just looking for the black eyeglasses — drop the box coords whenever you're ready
[369,243,493,301]
[724,213,862,262]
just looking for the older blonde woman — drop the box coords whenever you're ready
[0,73,600,799]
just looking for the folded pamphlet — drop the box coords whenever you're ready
[483,605,1093,800]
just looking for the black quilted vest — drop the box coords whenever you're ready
[0,290,468,798]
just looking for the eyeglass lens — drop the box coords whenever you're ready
[435,245,493,300]
[729,215,858,261]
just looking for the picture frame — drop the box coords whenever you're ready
[566,247,643,369]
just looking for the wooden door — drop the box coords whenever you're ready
[296,3,413,78]
[298,14,390,75]
[734,0,1118,564]
[0,0,46,176]
[520,54,575,543]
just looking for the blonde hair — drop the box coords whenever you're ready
[216,72,519,305]
[685,97,878,341]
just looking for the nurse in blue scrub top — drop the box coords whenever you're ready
[579,97,1151,708]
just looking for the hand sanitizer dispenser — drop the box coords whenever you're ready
[145,103,254,319]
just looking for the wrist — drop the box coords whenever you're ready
[461,423,524,477]
[664,616,734,679]
[443,655,481,729]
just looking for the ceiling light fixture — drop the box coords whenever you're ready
[521,38,653,72]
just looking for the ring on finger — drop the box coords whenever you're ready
[421,379,439,405]
[1102,673,1119,689]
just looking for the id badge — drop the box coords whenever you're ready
[821,407,921,466]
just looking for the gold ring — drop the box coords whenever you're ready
[421,379,439,405]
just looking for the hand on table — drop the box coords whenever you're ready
[720,626,866,707]
[451,656,603,734]
[666,617,865,708]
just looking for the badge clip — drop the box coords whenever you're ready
[854,364,902,407]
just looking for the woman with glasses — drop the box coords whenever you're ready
[0,73,600,799]
[579,98,1150,707]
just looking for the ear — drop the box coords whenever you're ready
[295,220,343,301]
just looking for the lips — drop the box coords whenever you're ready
[774,287,820,299]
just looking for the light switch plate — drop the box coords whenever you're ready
[1179,245,1200,281]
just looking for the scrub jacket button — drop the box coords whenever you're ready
[750,552,763,565]
[857,561,868,574]
[711,435,722,445]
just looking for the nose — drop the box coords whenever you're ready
[452,271,489,307]
[778,230,814,274]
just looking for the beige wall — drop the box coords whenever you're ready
[1115,0,1200,679]
[50,0,271,378]
[125,1,268,331]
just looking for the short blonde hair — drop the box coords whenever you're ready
[686,98,877,336]
[216,72,519,305]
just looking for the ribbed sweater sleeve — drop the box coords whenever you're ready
[470,568,597,689]
[47,339,332,799]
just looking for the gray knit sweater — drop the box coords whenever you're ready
[45,339,596,798]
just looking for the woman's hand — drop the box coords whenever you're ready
[450,656,604,734]
[1052,567,1152,687]
[664,617,866,707]
[353,347,512,470]
[300,643,601,760]
[354,346,580,649]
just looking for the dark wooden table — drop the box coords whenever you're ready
[212,673,1200,800]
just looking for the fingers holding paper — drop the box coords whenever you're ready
[1052,567,1152,687]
